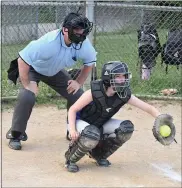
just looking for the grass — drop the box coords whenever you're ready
[94,29,182,96]
[1,29,182,107]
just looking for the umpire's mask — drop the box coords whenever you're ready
[63,12,93,47]
[102,61,131,98]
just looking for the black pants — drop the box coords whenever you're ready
[11,67,84,134]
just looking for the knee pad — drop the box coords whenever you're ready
[90,121,134,160]
[115,120,134,143]
[15,88,36,119]
[79,125,100,150]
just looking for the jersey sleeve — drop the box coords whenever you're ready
[18,40,43,65]
[80,38,97,66]
[18,34,56,65]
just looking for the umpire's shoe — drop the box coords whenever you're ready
[6,128,28,141]
[8,139,22,150]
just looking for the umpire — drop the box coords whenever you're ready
[6,12,97,150]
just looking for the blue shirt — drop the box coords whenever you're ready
[19,29,97,76]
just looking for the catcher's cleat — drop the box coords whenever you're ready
[8,139,22,150]
[96,159,111,167]
[88,152,111,167]
[6,128,28,141]
[65,161,79,173]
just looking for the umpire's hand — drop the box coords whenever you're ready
[67,80,81,94]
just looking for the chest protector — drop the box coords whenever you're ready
[80,80,131,128]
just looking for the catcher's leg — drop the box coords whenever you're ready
[65,125,100,172]
[7,88,36,150]
[89,120,134,166]
[66,101,72,141]
[42,69,83,141]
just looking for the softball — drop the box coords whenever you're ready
[159,125,171,137]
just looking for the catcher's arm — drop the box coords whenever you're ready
[128,95,176,146]
[128,95,160,118]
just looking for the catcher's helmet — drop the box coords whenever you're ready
[101,61,131,98]
[63,12,93,45]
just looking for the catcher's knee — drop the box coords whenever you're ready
[79,125,100,150]
[89,121,134,160]
[115,120,134,144]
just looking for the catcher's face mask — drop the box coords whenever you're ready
[102,61,131,98]
[110,74,129,93]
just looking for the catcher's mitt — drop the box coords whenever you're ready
[152,114,176,146]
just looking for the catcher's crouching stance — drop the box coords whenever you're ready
[65,61,176,173]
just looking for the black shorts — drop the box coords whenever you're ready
[29,67,84,105]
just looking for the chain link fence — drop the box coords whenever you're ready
[94,1,182,99]
[2,1,86,99]
[1,1,182,100]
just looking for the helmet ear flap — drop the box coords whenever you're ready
[101,63,112,87]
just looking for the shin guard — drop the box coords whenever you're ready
[91,120,134,160]
[65,125,100,163]
[11,89,35,133]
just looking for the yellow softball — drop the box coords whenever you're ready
[159,125,171,137]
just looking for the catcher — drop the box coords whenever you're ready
[65,61,176,173]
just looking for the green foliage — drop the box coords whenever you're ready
[94,29,181,96]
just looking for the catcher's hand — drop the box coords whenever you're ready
[152,114,176,146]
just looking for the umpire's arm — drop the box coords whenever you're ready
[18,57,30,88]
[77,37,97,86]
[76,65,93,86]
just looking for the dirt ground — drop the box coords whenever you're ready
[1,100,181,187]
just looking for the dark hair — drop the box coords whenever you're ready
[63,12,81,28]
[62,12,93,46]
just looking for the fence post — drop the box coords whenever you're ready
[83,0,95,91]
[35,5,39,39]
[55,6,59,29]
